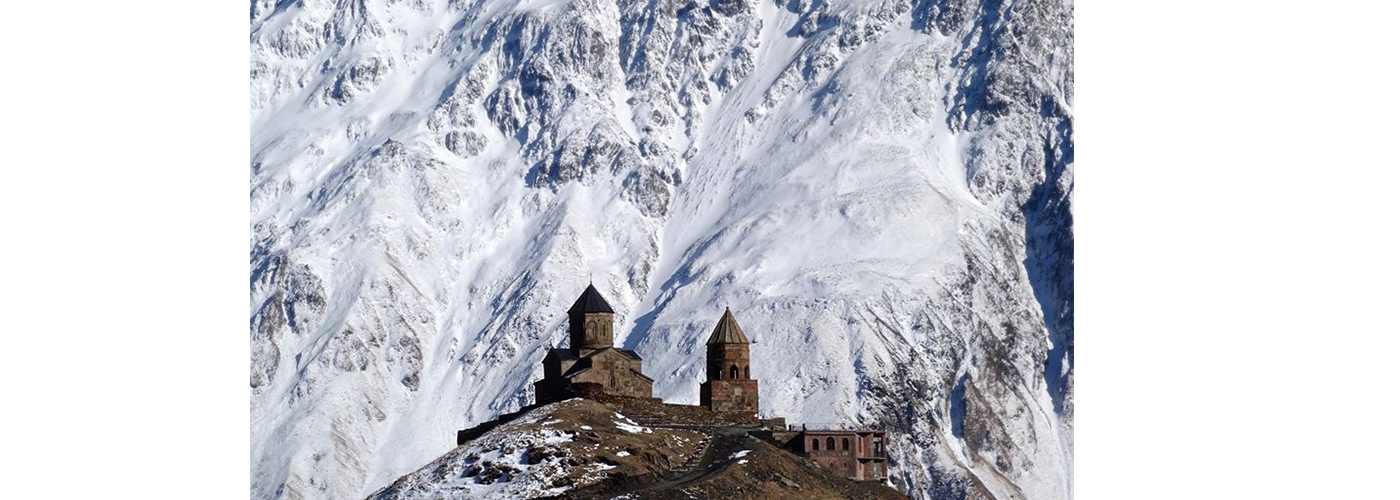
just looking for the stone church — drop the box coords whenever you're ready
[500,285,890,484]
[533,285,759,414]
[533,284,656,404]
[699,307,759,413]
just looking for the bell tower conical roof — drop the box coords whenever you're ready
[568,284,614,314]
[706,307,749,344]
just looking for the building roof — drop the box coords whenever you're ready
[568,284,615,314]
[564,366,656,383]
[706,307,750,344]
[545,348,578,360]
[562,348,655,382]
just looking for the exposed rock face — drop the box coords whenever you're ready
[250,0,1073,498]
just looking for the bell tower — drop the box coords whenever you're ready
[699,307,759,413]
[568,284,615,353]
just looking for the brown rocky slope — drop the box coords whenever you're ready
[369,398,906,499]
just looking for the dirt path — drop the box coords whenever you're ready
[549,425,760,499]
[632,426,758,492]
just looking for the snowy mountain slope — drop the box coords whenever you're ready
[249,0,1073,498]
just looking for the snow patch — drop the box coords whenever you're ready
[612,413,653,434]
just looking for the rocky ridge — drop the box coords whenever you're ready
[370,398,908,499]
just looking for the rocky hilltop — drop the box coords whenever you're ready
[370,398,907,499]
[249,0,1073,498]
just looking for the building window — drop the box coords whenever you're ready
[842,438,849,451]
[826,437,835,450]
[744,366,750,379]
[812,438,819,450]
[874,437,883,455]
[730,365,739,379]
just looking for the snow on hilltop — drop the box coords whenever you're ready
[369,399,706,499]
[372,398,909,500]
[250,0,1073,498]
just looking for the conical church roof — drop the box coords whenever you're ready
[706,307,749,344]
[568,284,614,314]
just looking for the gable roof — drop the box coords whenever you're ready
[706,307,750,344]
[545,348,578,360]
[568,284,614,314]
[562,347,655,382]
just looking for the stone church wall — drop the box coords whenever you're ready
[700,379,758,412]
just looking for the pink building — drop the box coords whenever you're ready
[798,428,888,481]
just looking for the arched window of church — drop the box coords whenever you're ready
[811,438,819,450]
[744,366,750,379]
[842,438,849,451]
[585,321,596,340]
[826,437,835,450]
[730,365,739,379]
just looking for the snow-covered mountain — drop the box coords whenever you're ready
[249,0,1073,497]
